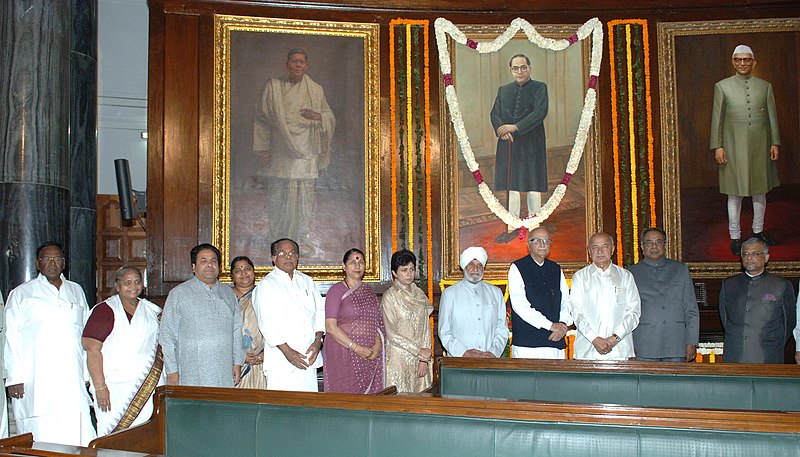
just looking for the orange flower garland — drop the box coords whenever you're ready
[608,19,657,265]
[389,19,434,300]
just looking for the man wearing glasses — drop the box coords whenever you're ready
[253,238,324,391]
[628,228,699,362]
[710,45,781,256]
[507,227,571,359]
[491,54,549,243]
[719,237,795,363]
[4,242,95,445]
[571,233,641,360]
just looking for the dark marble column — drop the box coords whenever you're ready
[69,0,98,304]
[0,1,97,304]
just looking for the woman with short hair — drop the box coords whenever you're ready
[381,249,433,393]
[82,267,163,436]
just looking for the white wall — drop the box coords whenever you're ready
[97,0,149,194]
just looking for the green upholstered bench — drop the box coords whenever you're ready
[438,358,800,410]
[91,386,800,457]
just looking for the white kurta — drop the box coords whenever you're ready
[4,274,95,446]
[437,279,508,357]
[253,268,325,392]
[88,295,162,436]
[0,290,7,438]
[570,264,641,360]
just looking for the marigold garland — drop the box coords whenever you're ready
[609,24,624,264]
[626,25,640,263]
[390,19,434,301]
[435,17,604,230]
[608,19,657,265]
[389,24,399,253]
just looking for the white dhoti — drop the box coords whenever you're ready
[264,368,318,392]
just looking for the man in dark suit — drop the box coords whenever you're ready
[628,227,699,362]
[491,54,548,243]
[719,237,796,363]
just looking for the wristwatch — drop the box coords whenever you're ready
[611,333,621,342]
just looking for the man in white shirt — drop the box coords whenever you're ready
[0,289,7,438]
[795,288,799,364]
[507,227,572,359]
[438,247,508,357]
[253,238,325,391]
[4,242,95,446]
[570,233,641,360]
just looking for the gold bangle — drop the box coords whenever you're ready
[96,385,108,391]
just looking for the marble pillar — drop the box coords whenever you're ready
[69,0,98,304]
[0,0,97,304]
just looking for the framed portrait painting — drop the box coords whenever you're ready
[658,18,800,278]
[212,15,381,283]
[440,24,602,281]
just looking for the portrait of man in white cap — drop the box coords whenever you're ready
[711,44,780,256]
[437,247,508,357]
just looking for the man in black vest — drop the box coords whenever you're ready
[507,226,572,358]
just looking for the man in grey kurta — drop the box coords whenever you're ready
[159,244,245,387]
[720,238,795,363]
[628,228,699,362]
[710,45,780,256]
[491,54,549,243]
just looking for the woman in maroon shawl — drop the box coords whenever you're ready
[323,248,385,393]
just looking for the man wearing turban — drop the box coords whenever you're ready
[437,247,508,357]
[508,227,572,359]
[711,44,780,256]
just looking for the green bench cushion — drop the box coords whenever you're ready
[163,398,800,457]
[440,367,800,410]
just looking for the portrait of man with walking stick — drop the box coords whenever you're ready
[490,53,550,243]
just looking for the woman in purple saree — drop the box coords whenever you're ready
[323,248,385,393]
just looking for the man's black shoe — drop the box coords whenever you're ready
[494,229,518,244]
[730,239,741,256]
[753,232,776,246]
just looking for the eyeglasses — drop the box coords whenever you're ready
[642,240,665,247]
[39,256,65,264]
[528,238,552,245]
[732,57,753,64]
[510,65,529,73]
[276,251,298,259]
[741,251,766,258]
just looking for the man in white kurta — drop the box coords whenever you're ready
[438,247,508,357]
[0,289,7,438]
[4,243,95,446]
[795,287,799,364]
[253,50,336,244]
[253,239,325,391]
[570,233,641,360]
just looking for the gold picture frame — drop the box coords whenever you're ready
[212,15,381,283]
[658,18,800,278]
[440,24,602,282]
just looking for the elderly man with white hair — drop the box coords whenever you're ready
[508,226,572,359]
[437,247,508,357]
[711,44,781,256]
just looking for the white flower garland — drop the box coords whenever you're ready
[435,17,604,231]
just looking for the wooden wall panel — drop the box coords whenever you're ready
[145,0,800,316]
[162,13,200,284]
[96,195,147,302]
